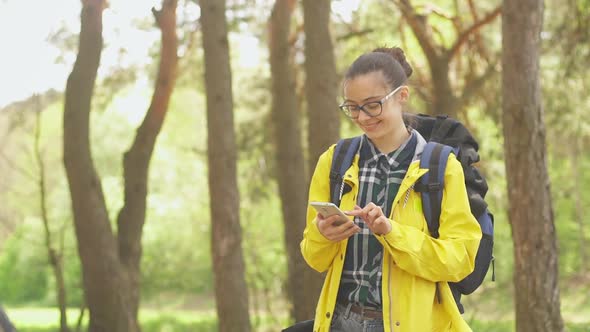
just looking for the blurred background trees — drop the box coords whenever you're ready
[0,0,588,331]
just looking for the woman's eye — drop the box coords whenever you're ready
[365,103,380,110]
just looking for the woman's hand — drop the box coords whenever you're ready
[317,213,360,242]
[345,203,392,235]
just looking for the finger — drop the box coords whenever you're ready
[333,224,361,242]
[319,216,352,239]
[361,203,377,219]
[317,216,337,236]
[365,202,377,211]
[345,205,363,215]
[368,208,381,220]
[344,209,362,216]
[319,224,339,240]
[333,220,357,237]
[324,214,349,226]
[341,219,357,230]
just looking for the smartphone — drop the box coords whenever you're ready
[310,202,351,226]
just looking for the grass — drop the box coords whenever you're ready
[6,287,590,332]
[5,308,218,332]
[6,303,590,332]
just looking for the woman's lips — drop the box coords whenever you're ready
[361,121,380,131]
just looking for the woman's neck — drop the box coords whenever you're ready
[372,124,410,154]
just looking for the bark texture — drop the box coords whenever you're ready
[303,0,340,173]
[301,0,338,314]
[200,0,252,331]
[269,0,319,322]
[502,0,565,330]
[117,0,178,318]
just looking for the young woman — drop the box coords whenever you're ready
[301,47,482,332]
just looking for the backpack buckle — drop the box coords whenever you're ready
[414,182,442,192]
[427,183,442,191]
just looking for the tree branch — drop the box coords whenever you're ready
[336,28,375,42]
[117,0,178,303]
[393,0,441,64]
[430,24,447,47]
[418,3,454,21]
[447,5,502,60]
[457,61,498,111]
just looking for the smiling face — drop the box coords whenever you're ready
[343,71,408,147]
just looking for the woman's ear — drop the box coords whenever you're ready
[398,86,410,103]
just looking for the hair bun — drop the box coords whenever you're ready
[373,47,413,78]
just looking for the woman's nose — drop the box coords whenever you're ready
[357,108,371,122]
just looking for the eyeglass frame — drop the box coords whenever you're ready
[339,85,406,119]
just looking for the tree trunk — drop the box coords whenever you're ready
[64,0,176,330]
[200,1,252,331]
[34,107,70,332]
[116,0,178,319]
[430,58,457,118]
[269,0,316,322]
[303,0,340,174]
[501,1,565,331]
[302,0,336,316]
[63,1,137,331]
[0,305,16,332]
[63,0,138,332]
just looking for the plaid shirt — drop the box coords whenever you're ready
[337,130,417,308]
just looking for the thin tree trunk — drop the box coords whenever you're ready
[63,1,137,331]
[34,103,70,332]
[501,0,565,331]
[303,0,340,172]
[430,58,457,118]
[200,0,251,331]
[269,0,315,322]
[301,0,336,316]
[116,0,178,319]
[75,303,86,332]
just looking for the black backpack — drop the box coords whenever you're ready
[329,113,494,313]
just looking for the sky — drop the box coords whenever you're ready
[0,0,360,108]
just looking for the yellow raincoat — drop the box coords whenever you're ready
[301,137,482,332]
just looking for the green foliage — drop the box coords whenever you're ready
[139,87,213,299]
[0,229,49,304]
[241,194,287,328]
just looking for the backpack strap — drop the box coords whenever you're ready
[330,137,362,206]
[415,141,455,305]
[415,141,455,238]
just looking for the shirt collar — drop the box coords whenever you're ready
[360,129,417,167]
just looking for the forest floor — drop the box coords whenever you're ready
[5,274,590,331]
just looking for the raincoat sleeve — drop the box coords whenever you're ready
[300,146,341,273]
[377,154,482,282]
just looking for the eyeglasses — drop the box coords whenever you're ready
[339,85,405,119]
